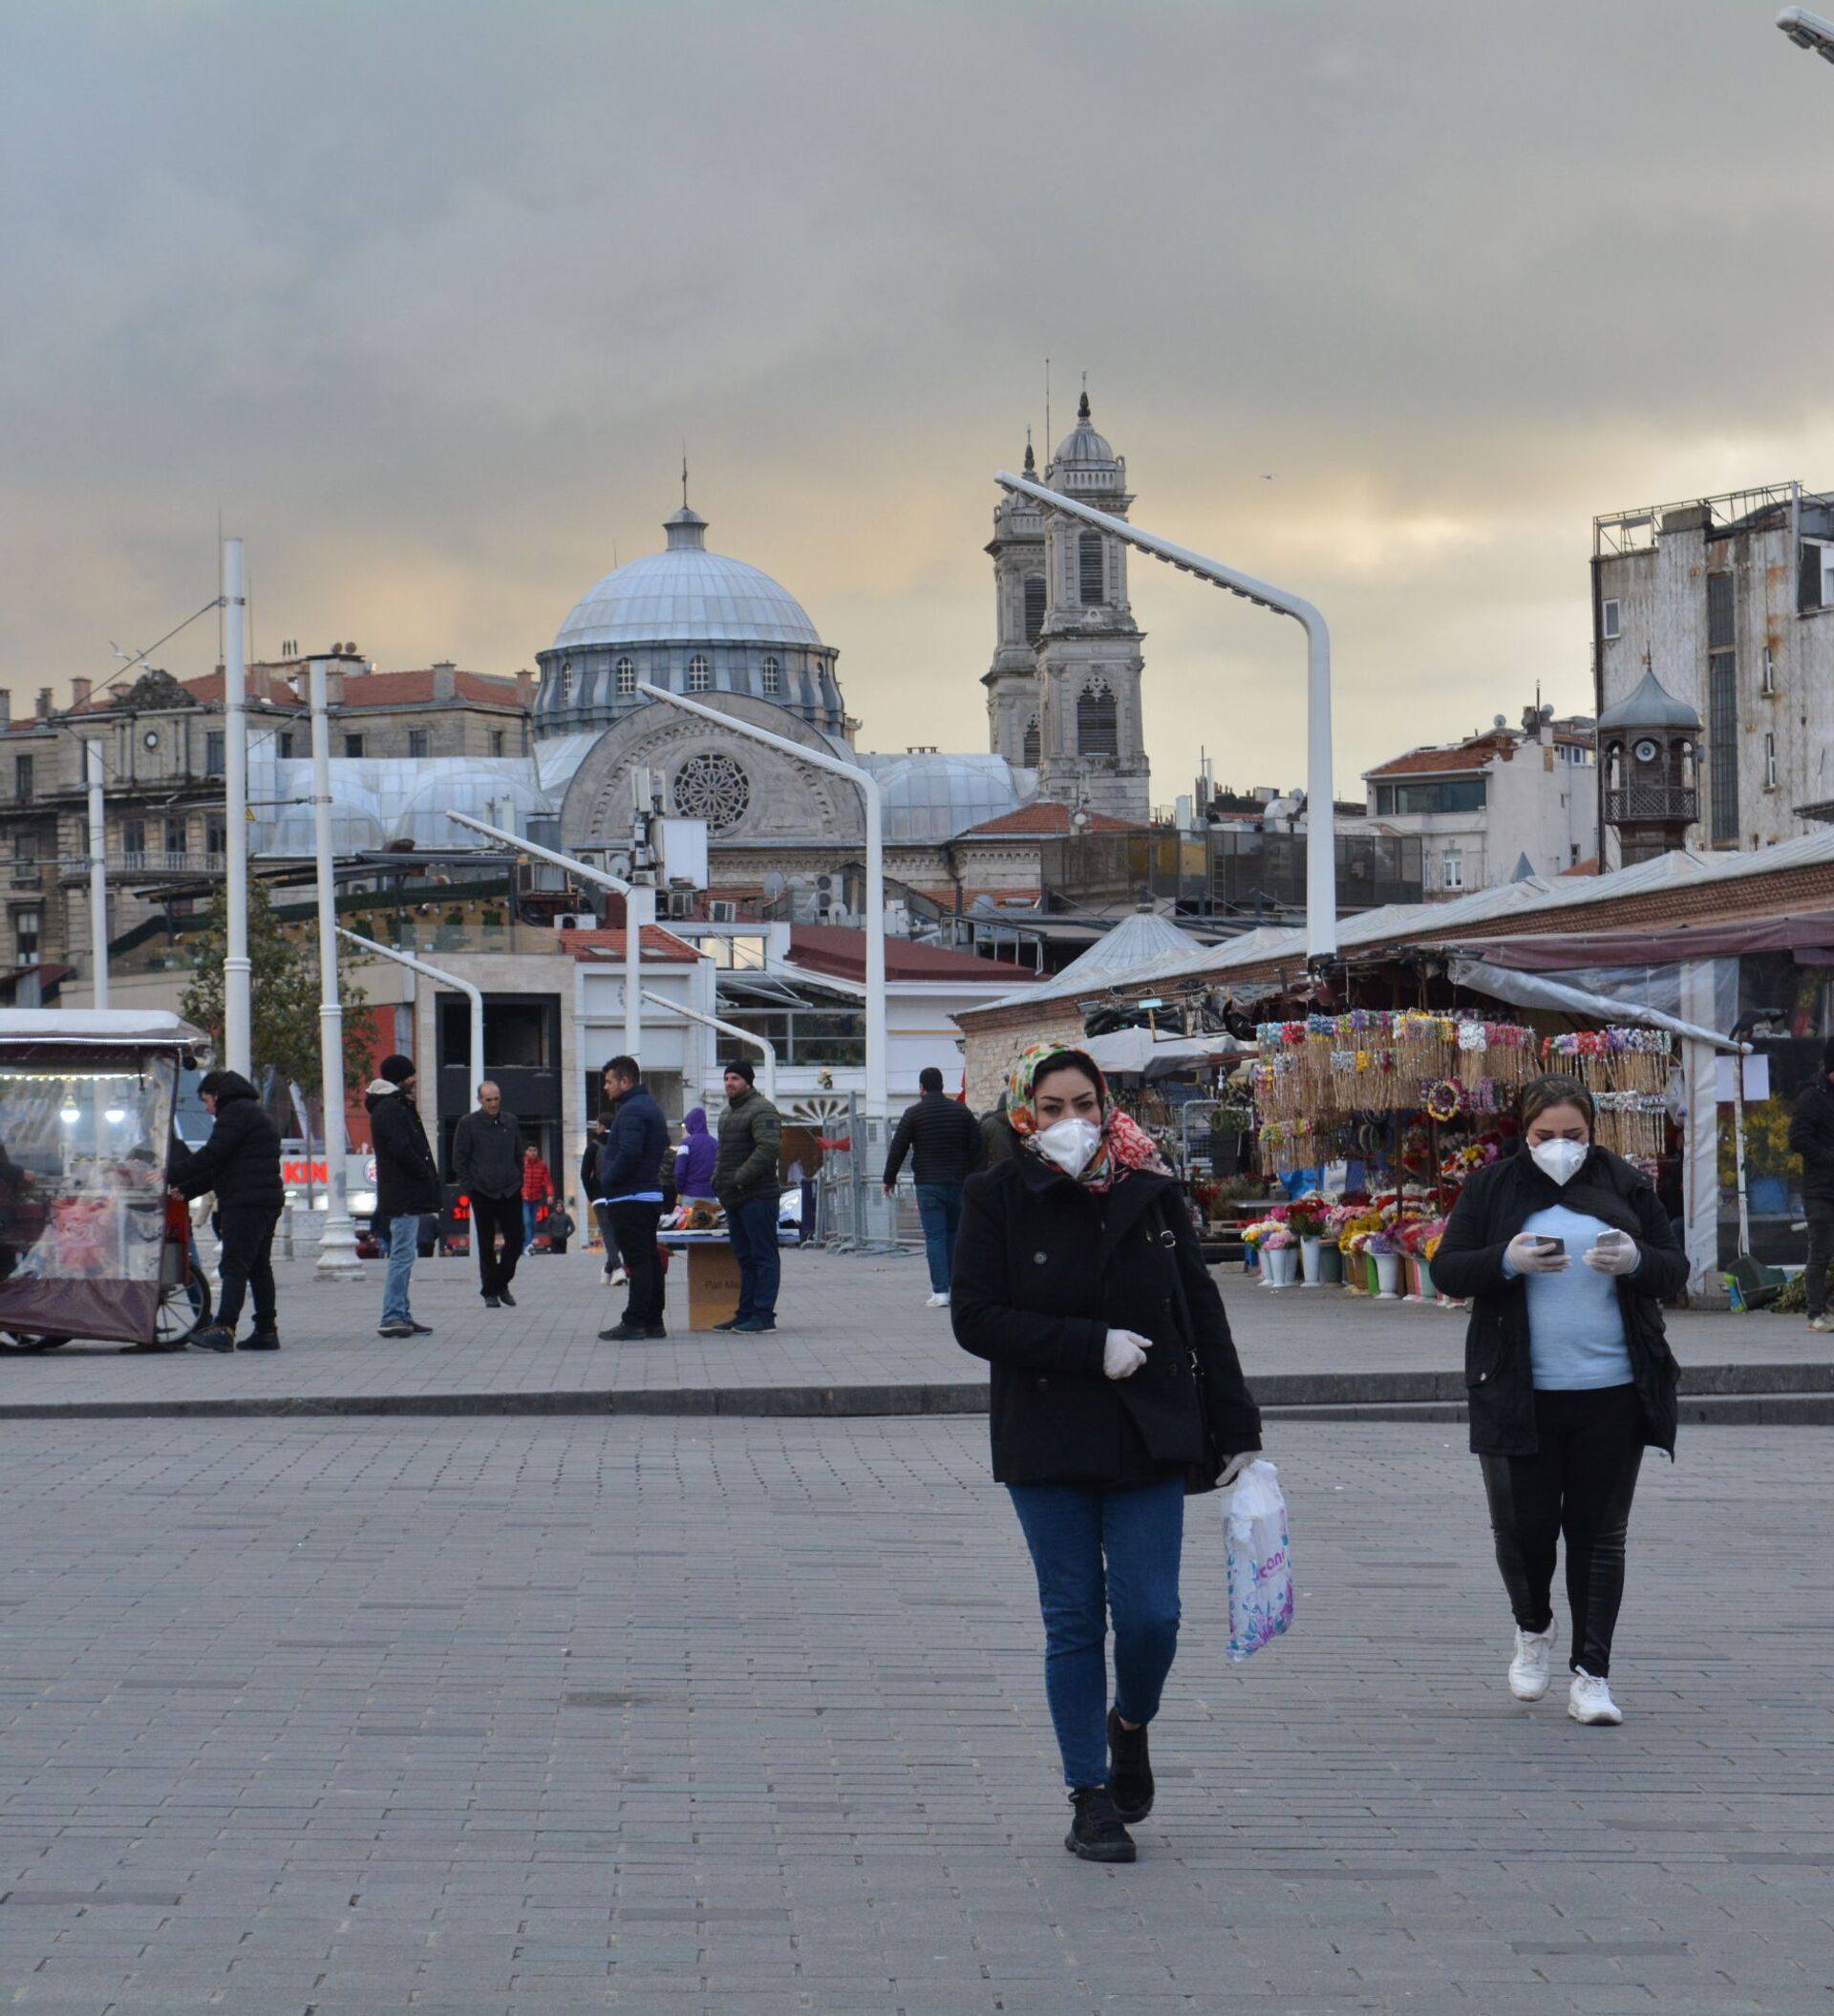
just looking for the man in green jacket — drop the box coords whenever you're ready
[713,1061,783,1333]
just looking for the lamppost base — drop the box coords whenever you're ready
[313,1216,366,1282]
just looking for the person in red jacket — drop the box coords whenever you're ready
[521,1142,554,1254]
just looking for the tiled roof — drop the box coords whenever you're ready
[1364,741,1499,779]
[554,925,705,965]
[1559,857,1600,877]
[76,668,524,714]
[957,802,1143,838]
[786,924,1041,985]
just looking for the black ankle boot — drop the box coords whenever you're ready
[1064,1785,1136,1863]
[1107,1708,1154,1822]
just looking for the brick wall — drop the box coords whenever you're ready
[962,1003,1087,1110]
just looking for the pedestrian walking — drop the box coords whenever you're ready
[1788,1041,1834,1331]
[1432,1072,1688,1728]
[674,1107,718,1202]
[712,1061,782,1333]
[168,1070,285,1353]
[596,1056,671,1342]
[367,1054,438,1340]
[883,1065,983,1306]
[453,1081,525,1309]
[951,1043,1260,1863]
[521,1142,554,1254]
[979,1091,1019,1168]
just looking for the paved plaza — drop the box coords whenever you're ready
[0,1411,1831,2013]
[1,1244,1830,1418]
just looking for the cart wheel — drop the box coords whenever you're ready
[152,1274,212,1348]
[0,1331,69,1353]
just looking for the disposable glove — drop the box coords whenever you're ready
[1217,1452,1255,1490]
[1102,1328,1151,1379]
[1504,1231,1569,1276]
[1583,1233,1640,1276]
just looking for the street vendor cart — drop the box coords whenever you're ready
[0,1009,212,1353]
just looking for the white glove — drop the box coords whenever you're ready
[1583,1233,1640,1276]
[1505,1232,1568,1275]
[1102,1328,1151,1379]
[1217,1451,1255,1490]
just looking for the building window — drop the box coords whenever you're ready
[1708,660,1738,843]
[344,733,364,758]
[489,730,505,757]
[1375,776,1486,817]
[278,731,294,759]
[122,819,144,860]
[688,655,712,692]
[12,754,31,799]
[1601,598,1621,640]
[1022,715,1040,768]
[163,817,186,858]
[1761,645,1777,695]
[408,729,431,759]
[1077,677,1119,757]
[559,658,572,702]
[1764,731,1778,791]
[13,909,39,966]
[760,655,779,695]
[1024,575,1047,643]
[206,815,226,858]
[1078,533,1105,606]
[204,730,224,775]
[615,656,637,696]
[1441,851,1464,891]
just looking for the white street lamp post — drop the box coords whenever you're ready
[635,683,888,1114]
[221,536,252,1077]
[337,928,486,1097]
[638,986,777,1104]
[993,472,1338,960]
[445,812,648,1058]
[1779,7,1834,58]
[308,659,363,1279]
[85,738,109,1008]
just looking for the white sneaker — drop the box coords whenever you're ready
[926,1291,950,1308]
[1809,1316,1833,1333]
[1508,1623,1557,1701]
[1567,1669,1622,1725]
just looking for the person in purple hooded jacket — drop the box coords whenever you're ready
[674,1108,718,1202]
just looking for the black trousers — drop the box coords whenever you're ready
[470,1190,522,1297]
[607,1200,665,1327]
[216,1203,280,1335]
[594,1204,622,1274]
[1479,1384,1645,1679]
[1806,1206,1834,1318]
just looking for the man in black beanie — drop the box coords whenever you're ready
[712,1059,782,1332]
[1789,1039,1834,1330]
[366,1054,440,1339]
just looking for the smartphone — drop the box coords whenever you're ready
[1535,1236,1565,1257]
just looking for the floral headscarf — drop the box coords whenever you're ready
[1006,1041,1169,1193]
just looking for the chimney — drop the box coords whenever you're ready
[0,690,11,727]
[432,660,458,702]
[71,676,92,708]
[515,667,534,709]
[35,689,52,721]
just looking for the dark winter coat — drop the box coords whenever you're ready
[597,1085,671,1199]
[170,1072,284,1212]
[674,1108,718,1199]
[883,1091,983,1189]
[1789,1078,1834,1208]
[366,1083,440,1219]
[978,1107,1018,1168]
[452,1106,523,1199]
[714,1088,782,1208]
[951,1153,1261,1489]
[1431,1146,1689,1459]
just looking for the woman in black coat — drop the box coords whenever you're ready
[1433,1072,1687,1729]
[952,1044,1261,1864]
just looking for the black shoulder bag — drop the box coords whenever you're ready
[1157,1195,1224,1487]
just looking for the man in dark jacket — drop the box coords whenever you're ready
[170,1069,284,1352]
[453,1080,525,1309]
[367,1054,439,1339]
[884,1066,985,1306]
[1789,1040,1834,1330]
[713,1061,782,1333]
[596,1056,671,1342]
[979,1093,1019,1170]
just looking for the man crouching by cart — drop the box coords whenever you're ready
[169,1070,285,1353]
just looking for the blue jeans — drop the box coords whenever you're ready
[523,1199,541,1251]
[726,1194,780,1323]
[1007,1475,1185,1789]
[378,1214,419,1327]
[914,1182,964,1295]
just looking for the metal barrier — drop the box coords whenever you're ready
[812,1096,918,1254]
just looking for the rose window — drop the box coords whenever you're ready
[672,752,751,834]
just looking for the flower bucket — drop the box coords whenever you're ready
[1363,1255,1380,1296]
[1263,1244,1298,1290]
[1417,1258,1435,1302]
[1340,1249,1364,1293]
[1318,1243,1343,1284]
[1300,1236,1323,1285]
[1374,1252,1402,1299]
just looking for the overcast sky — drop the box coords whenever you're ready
[4,1,1831,800]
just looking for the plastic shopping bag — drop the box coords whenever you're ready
[1225,1459,1294,1663]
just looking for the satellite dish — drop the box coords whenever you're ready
[761,869,787,899]
[1492,714,1507,730]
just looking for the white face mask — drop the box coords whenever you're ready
[1529,1138,1588,1187]
[1034,1116,1102,1178]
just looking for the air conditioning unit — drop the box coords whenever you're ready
[709,899,736,923]
[555,912,593,931]
[665,889,694,919]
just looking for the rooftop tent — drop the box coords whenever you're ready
[1048,908,1208,991]
[1079,1027,1247,1078]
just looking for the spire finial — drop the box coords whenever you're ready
[1023,425,1034,476]
[1078,372,1091,422]
[681,445,689,510]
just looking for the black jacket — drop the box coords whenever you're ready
[1431,1147,1689,1458]
[367,1084,440,1219]
[979,1108,1018,1168]
[453,1106,522,1199]
[1789,1079,1834,1207]
[598,1085,671,1199]
[714,1088,782,1208]
[883,1091,983,1188]
[171,1072,284,1212]
[951,1154,1260,1489]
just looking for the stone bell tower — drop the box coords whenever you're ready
[1597,667,1702,867]
[983,434,1048,773]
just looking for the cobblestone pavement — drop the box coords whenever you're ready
[0,1244,1825,1410]
[1,1414,1830,2012]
